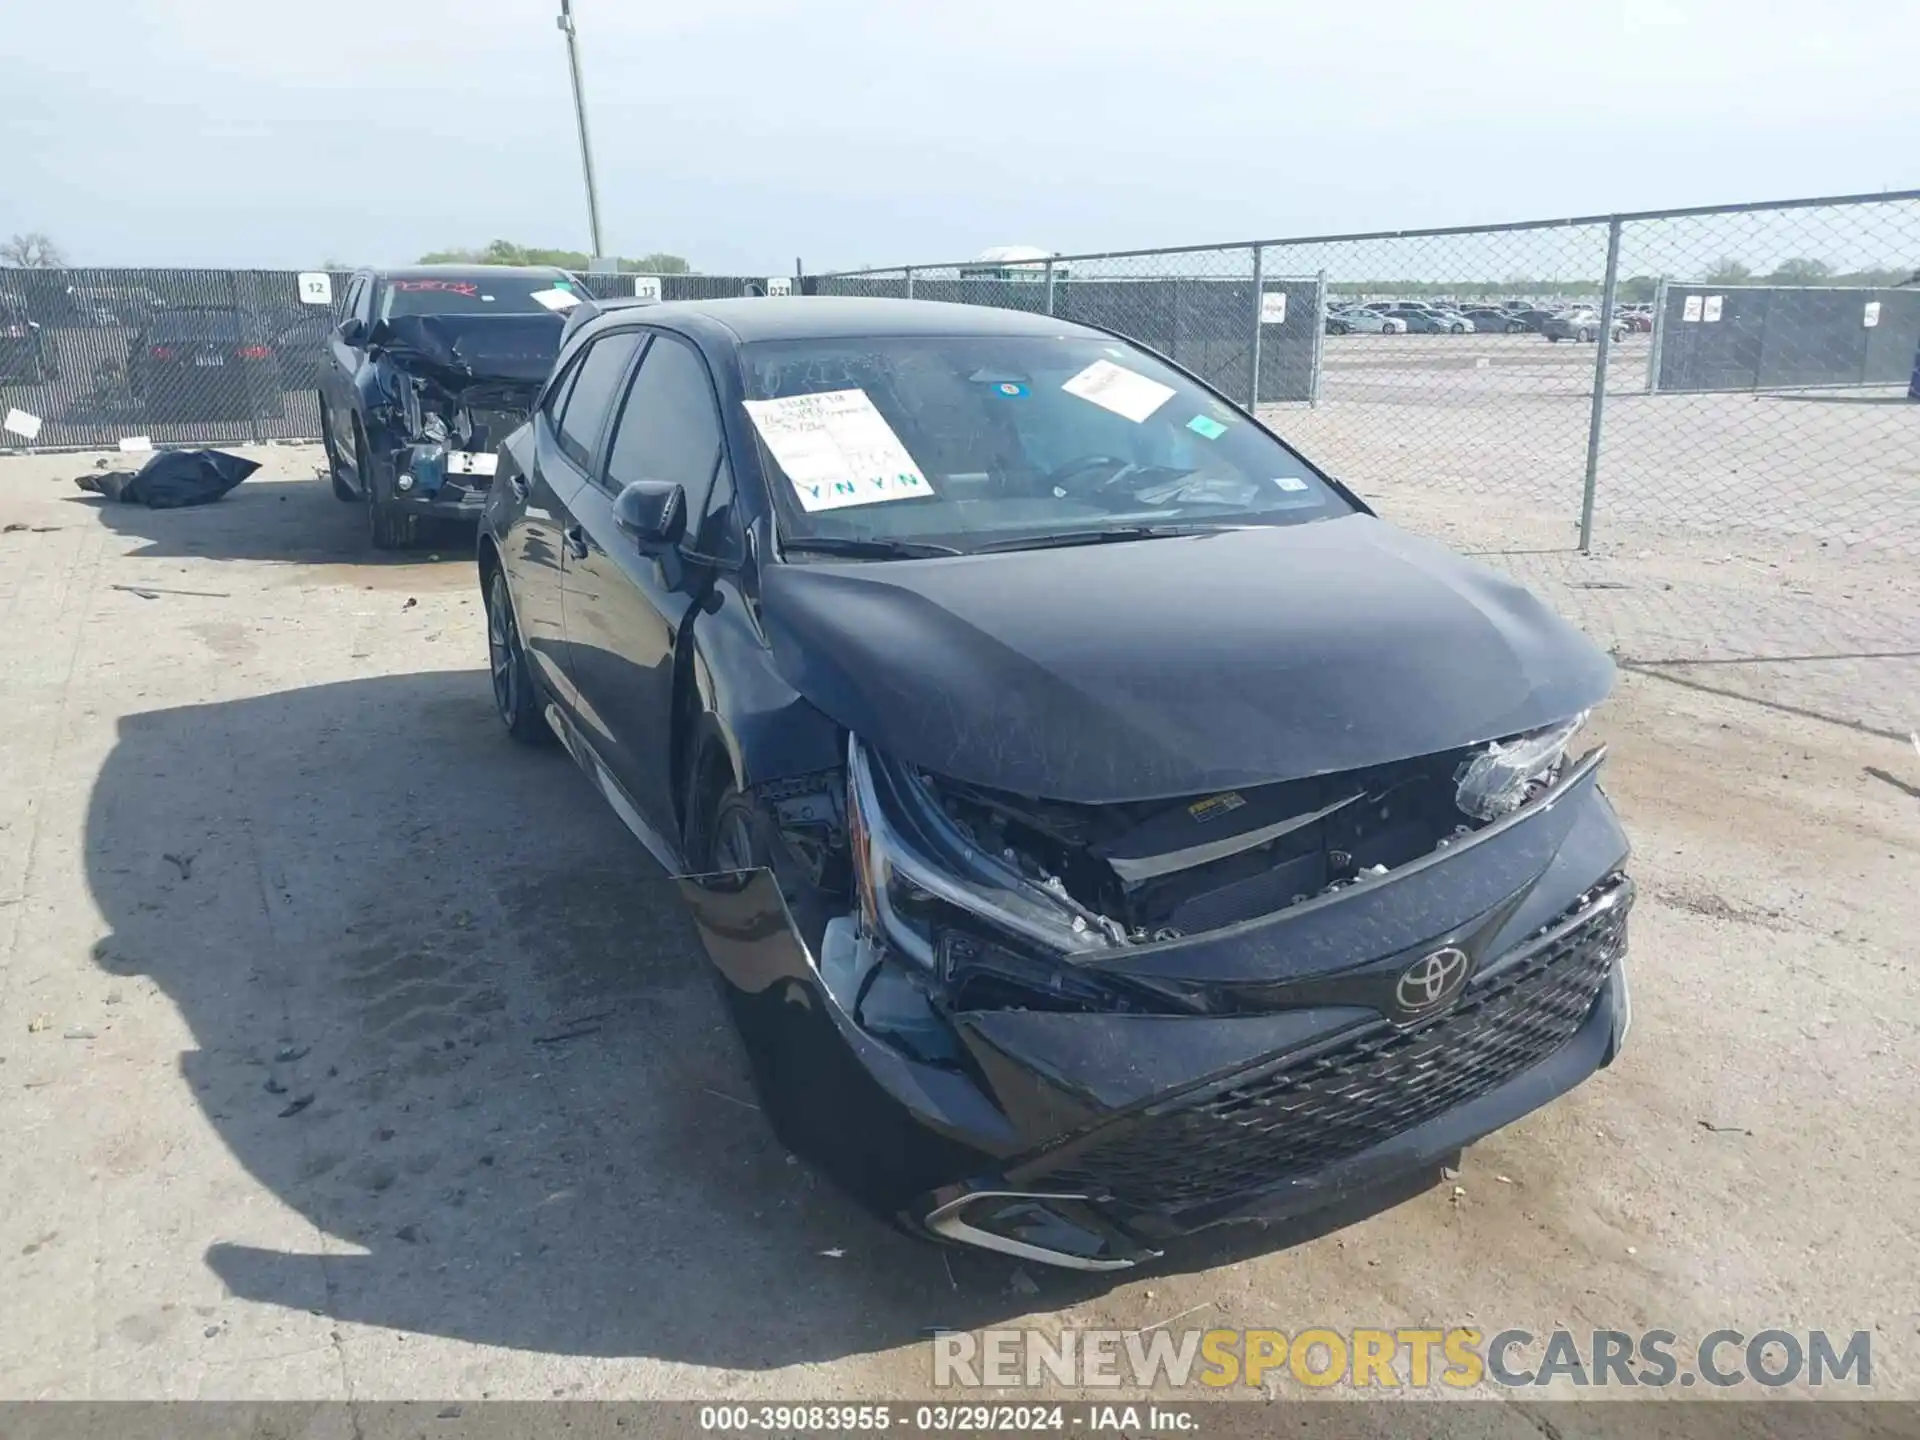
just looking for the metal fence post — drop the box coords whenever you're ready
[1644,274,1667,394]
[232,270,263,446]
[1578,217,1623,553]
[1044,259,1056,317]
[904,266,915,300]
[1308,267,1329,408]
[1247,243,1265,409]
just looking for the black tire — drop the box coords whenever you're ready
[320,398,355,501]
[358,423,415,550]
[485,565,553,746]
[1578,327,1594,343]
[1546,334,1561,343]
[693,775,838,951]
[1450,322,1466,334]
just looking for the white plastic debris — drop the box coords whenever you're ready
[3,408,43,441]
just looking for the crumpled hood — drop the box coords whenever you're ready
[369,313,564,393]
[759,515,1614,804]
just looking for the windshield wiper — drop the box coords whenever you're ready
[781,536,962,560]
[972,524,1240,554]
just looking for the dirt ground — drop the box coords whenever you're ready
[0,444,1916,1406]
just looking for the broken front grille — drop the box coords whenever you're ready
[1036,877,1633,1214]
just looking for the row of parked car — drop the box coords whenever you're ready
[0,286,333,422]
[1325,298,1656,342]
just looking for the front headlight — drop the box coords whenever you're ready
[846,736,1120,963]
[1454,712,1586,822]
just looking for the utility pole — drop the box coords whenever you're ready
[556,0,606,260]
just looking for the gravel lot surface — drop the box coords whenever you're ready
[0,444,1914,1411]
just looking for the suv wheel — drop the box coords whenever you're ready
[486,567,552,745]
[320,399,355,501]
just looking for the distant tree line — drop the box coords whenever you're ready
[1,232,68,267]
[415,239,692,274]
[1696,256,1915,287]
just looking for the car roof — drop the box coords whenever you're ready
[617,296,1110,344]
[370,264,570,282]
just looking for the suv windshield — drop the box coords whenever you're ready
[741,333,1350,554]
[378,276,568,319]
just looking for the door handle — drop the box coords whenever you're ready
[563,525,590,560]
[507,473,529,500]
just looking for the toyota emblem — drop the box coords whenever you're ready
[1395,946,1472,1016]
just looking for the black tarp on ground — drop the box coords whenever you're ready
[75,449,260,508]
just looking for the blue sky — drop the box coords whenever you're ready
[2,0,1914,274]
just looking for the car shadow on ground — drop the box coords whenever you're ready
[66,462,473,568]
[83,668,1444,1365]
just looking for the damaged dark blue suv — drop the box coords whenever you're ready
[477,296,1635,1271]
[320,265,577,548]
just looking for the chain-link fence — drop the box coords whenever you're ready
[0,267,793,452]
[813,191,1920,734]
[812,255,1326,403]
[0,267,354,450]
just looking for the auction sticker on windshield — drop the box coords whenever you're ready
[1061,359,1175,423]
[744,389,936,512]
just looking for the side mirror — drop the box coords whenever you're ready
[336,317,368,347]
[612,480,686,549]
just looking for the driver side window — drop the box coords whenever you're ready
[603,333,725,523]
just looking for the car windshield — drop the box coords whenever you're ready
[740,333,1350,555]
[378,276,568,319]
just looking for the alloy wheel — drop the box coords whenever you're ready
[713,805,757,872]
[487,571,519,726]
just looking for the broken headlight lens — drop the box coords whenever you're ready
[1454,712,1587,822]
[847,736,1119,962]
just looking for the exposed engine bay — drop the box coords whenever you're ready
[365,313,561,498]
[803,719,1587,1049]
[930,755,1487,942]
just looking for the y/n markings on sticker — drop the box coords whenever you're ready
[744,389,935,513]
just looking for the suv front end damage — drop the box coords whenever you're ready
[680,724,1634,1270]
[363,314,562,517]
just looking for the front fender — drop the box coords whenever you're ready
[353,358,406,450]
[685,574,844,792]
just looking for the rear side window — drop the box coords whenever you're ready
[555,330,644,472]
[541,350,585,431]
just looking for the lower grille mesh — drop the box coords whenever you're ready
[1039,879,1632,1213]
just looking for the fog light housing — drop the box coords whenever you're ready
[922,1188,1154,1270]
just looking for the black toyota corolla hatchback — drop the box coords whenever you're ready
[478,296,1633,1271]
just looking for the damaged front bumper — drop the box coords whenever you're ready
[677,744,1635,1269]
[387,442,498,515]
